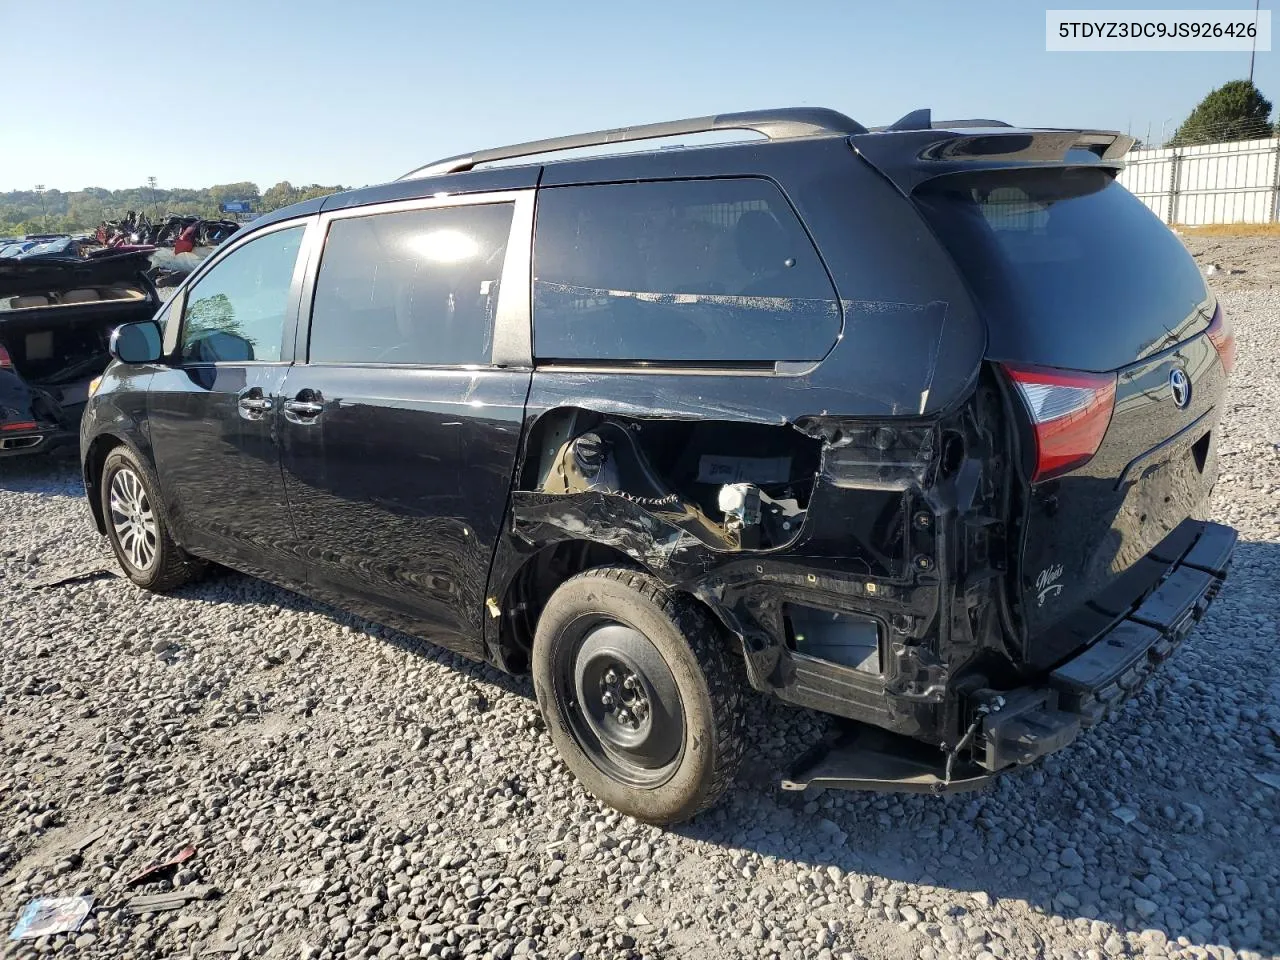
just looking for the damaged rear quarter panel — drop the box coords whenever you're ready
[484,137,994,740]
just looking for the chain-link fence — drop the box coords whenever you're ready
[1118,136,1280,224]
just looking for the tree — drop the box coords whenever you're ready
[1169,80,1273,146]
[0,181,349,235]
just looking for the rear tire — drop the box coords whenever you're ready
[100,446,204,591]
[532,566,745,824]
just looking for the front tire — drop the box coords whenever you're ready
[532,566,745,824]
[100,446,203,591]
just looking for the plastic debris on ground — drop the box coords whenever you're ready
[8,896,93,940]
[127,844,197,887]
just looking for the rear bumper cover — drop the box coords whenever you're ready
[0,427,73,457]
[783,520,1236,793]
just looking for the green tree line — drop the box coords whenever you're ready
[0,181,348,237]
[1168,80,1279,146]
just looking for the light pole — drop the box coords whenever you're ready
[147,176,159,218]
[1249,0,1260,84]
[1160,117,1175,146]
[34,185,47,233]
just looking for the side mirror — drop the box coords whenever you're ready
[109,320,163,364]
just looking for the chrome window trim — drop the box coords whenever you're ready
[301,190,535,369]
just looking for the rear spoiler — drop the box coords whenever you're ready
[850,125,1135,195]
[0,249,155,300]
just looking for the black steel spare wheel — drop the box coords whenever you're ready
[561,618,685,787]
[532,566,746,825]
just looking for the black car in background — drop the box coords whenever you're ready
[1,248,157,456]
[80,108,1237,824]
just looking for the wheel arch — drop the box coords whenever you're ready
[83,432,129,534]
[489,538,744,677]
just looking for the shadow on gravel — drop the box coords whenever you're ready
[0,450,83,492]
[675,538,1280,958]
[171,565,537,704]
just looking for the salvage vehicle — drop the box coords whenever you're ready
[80,108,1237,824]
[2,249,158,457]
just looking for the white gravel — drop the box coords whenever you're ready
[1,286,1278,960]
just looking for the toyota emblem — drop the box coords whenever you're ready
[1169,368,1191,409]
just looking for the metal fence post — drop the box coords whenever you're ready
[1166,149,1181,225]
[1272,140,1280,223]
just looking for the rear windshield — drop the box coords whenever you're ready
[915,168,1209,372]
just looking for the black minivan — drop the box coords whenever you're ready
[81,108,1237,824]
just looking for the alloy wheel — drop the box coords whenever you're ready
[108,468,158,572]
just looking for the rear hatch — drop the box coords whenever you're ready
[910,162,1232,668]
[0,249,157,430]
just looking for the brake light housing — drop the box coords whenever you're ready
[1002,363,1117,483]
[1205,304,1235,376]
[0,343,12,369]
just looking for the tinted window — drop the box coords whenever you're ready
[180,225,304,363]
[533,179,839,363]
[308,203,514,366]
[915,168,1210,371]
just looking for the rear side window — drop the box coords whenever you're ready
[308,203,514,366]
[181,225,305,364]
[915,168,1210,371]
[533,178,839,363]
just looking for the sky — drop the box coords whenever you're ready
[1,0,1275,192]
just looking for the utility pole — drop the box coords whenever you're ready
[147,176,160,217]
[1249,0,1260,84]
[34,185,47,233]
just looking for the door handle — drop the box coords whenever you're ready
[237,388,272,420]
[283,391,325,424]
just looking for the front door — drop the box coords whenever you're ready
[148,220,313,583]
[279,194,533,653]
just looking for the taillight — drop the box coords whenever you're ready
[1205,304,1236,376]
[0,343,11,369]
[1002,363,1117,483]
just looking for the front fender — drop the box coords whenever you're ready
[80,363,157,533]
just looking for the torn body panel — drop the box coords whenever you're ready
[486,372,1012,747]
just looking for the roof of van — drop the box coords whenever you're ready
[251,107,1134,229]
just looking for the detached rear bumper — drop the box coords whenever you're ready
[783,520,1236,794]
[981,519,1234,771]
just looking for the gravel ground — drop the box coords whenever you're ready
[2,283,1278,960]
[1179,233,1280,292]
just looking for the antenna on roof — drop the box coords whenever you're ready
[885,108,932,132]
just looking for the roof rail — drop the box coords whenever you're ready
[398,107,868,180]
